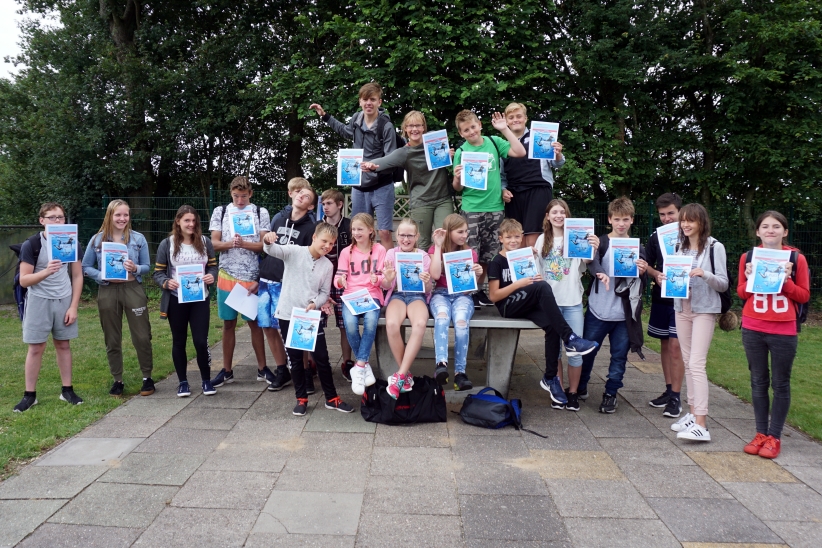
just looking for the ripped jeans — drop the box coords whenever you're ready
[429,289,474,373]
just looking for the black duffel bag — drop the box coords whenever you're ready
[360,375,447,425]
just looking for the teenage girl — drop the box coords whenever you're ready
[429,213,482,391]
[669,204,729,442]
[738,211,810,459]
[82,199,154,396]
[380,218,433,399]
[153,205,219,397]
[533,199,599,411]
[335,213,386,395]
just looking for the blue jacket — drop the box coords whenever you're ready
[82,231,150,285]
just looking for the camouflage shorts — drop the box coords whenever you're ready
[461,210,504,263]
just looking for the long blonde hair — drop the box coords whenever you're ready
[440,213,469,256]
[541,199,572,257]
[349,212,376,271]
[95,199,132,250]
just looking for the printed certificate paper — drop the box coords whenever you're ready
[227,206,257,238]
[747,248,792,294]
[423,130,452,170]
[461,152,489,191]
[177,264,206,303]
[285,308,322,351]
[337,149,364,186]
[342,288,380,315]
[528,122,560,160]
[608,238,640,278]
[395,252,426,293]
[101,242,128,281]
[563,219,595,260]
[45,224,78,263]
[443,250,478,294]
[506,248,539,282]
[656,222,680,256]
[661,255,692,299]
[224,283,259,320]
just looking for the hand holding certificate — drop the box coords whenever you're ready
[395,252,426,293]
[563,219,595,260]
[224,283,258,320]
[337,149,364,186]
[423,130,452,170]
[608,238,640,278]
[443,250,478,294]
[227,206,258,238]
[461,152,489,191]
[101,242,129,281]
[342,288,380,315]
[506,247,539,282]
[45,224,79,263]
[528,122,560,160]
[285,308,322,351]
[661,256,692,299]
[747,248,791,294]
[177,264,206,303]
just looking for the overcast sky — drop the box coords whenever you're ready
[0,0,24,76]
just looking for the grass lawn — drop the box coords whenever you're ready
[0,300,222,477]
[643,314,822,442]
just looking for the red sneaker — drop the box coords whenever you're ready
[759,436,781,459]
[744,432,769,455]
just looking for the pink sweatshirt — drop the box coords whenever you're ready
[335,243,387,304]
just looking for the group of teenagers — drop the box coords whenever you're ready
[15,81,809,459]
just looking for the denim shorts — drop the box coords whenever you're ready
[389,292,427,306]
[256,279,281,329]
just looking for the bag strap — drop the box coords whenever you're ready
[709,241,715,274]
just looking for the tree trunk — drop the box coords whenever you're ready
[286,108,305,181]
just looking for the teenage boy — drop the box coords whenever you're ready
[643,193,685,418]
[270,177,317,228]
[317,189,354,380]
[487,219,598,408]
[503,102,566,248]
[14,203,84,412]
[310,82,396,249]
[579,197,648,413]
[263,223,355,416]
[262,181,319,392]
[209,176,270,386]
[453,110,526,307]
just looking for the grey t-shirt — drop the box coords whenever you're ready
[21,233,73,300]
[587,251,625,322]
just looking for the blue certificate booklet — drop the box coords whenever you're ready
[337,149,364,186]
[423,130,452,170]
[101,242,128,281]
[342,288,380,315]
[661,255,692,299]
[747,248,791,294]
[285,308,322,351]
[656,222,680,256]
[608,238,640,278]
[396,252,425,293]
[506,247,539,282]
[563,218,595,260]
[528,122,560,160]
[461,152,489,191]
[443,249,478,294]
[45,224,78,263]
[227,206,258,238]
[177,264,206,303]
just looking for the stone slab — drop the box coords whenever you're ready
[455,462,549,496]
[292,432,374,459]
[107,397,193,417]
[97,452,206,486]
[131,426,228,455]
[374,422,450,447]
[48,483,177,528]
[17,523,142,548]
[620,463,732,499]
[0,499,67,547]
[649,498,784,544]
[784,465,822,495]
[241,392,317,420]
[187,390,261,409]
[564,517,681,548]
[547,479,657,518]
[765,520,822,548]
[599,437,695,466]
[223,419,307,444]
[578,408,665,438]
[166,407,245,430]
[36,438,144,467]
[507,450,624,480]
[460,494,567,542]
[370,447,455,476]
[451,435,531,462]
[722,482,822,522]
[244,533,356,548]
[466,541,571,548]
[303,405,376,433]
[0,466,106,499]
[171,470,276,510]
[132,507,257,547]
[363,474,459,515]
[77,416,169,438]
[274,458,368,493]
[199,441,289,473]
[773,436,822,467]
[687,452,797,483]
[254,491,363,536]
[356,513,462,547]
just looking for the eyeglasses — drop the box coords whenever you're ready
[405,124,424,129]
[397,234,416,240]
[43,216,65,221]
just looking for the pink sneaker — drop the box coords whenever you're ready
[399,373,414,393]
[386,380,401,400]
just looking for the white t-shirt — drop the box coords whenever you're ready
[534,234,586,307]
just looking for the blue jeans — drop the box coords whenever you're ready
[351,184,395,231]
[558,303,584,367]
[429,290,474,373]
[342,306,380,363]
[579,309,630,395]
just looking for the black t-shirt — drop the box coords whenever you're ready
[486,254,514,310]
[646,228,672,306]
[321,216,351,272]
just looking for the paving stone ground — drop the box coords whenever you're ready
[3,326,822,547]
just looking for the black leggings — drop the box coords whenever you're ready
[497,282,575,378]
[167,295,211,382]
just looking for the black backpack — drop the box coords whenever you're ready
[744,249,809,332]
[353,112,407,184]
[360,376,446,424]
[9,233,43,321]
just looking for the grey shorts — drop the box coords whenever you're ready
[22,294,79,344]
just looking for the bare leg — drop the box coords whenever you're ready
[247,320,266,370]
[568,365,582,392]
[477,265,487,286]
[385,299,408,371]
[379,229,393,250]
[221,319,237,372]
[24,342,47,392]
[669,337,685,393]
[400,301,429,375]
[263,327,287,365]
[660,338,672,386]
[53,339,73,386]
[523,233,540,249]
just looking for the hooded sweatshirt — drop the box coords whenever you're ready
[322,109,397,190]
[259,208,316,282]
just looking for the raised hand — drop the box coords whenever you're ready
[309,103,325,117]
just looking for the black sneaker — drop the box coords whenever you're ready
[211,368,234,388]
[662,397,682,418]
[578,388,589,401]
[471,293,482,309]
[305,373,316,395]
[60,389,83,405]
[293,398,309,416]
[649,391,670,408]
[13,394,37,412]
[434,362,449,386]
[599,393,617,414]
[257,366,276,384]
[140,378,155,396]
[454,373,473,391]
[475,290,493,307]
[565,391,580,412]
[109,381,124,397]
[341,360,355,382]
[325,397,354,413]
[267,366,292,392]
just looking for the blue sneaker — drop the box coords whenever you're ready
[564,334,599,357]
[202,380,217,396]
[177,381,191,397]
[211,368,234,388]
[540,375,568,408]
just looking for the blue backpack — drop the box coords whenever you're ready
[458,387,546,437]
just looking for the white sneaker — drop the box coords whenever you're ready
[351,364,366,395]
[363,363,376,387]
[671,413,695,432]
[677,423,711,441]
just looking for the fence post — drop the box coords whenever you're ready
[102,194,108,208]
[209,186,214,214]
[789,204,795,245]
